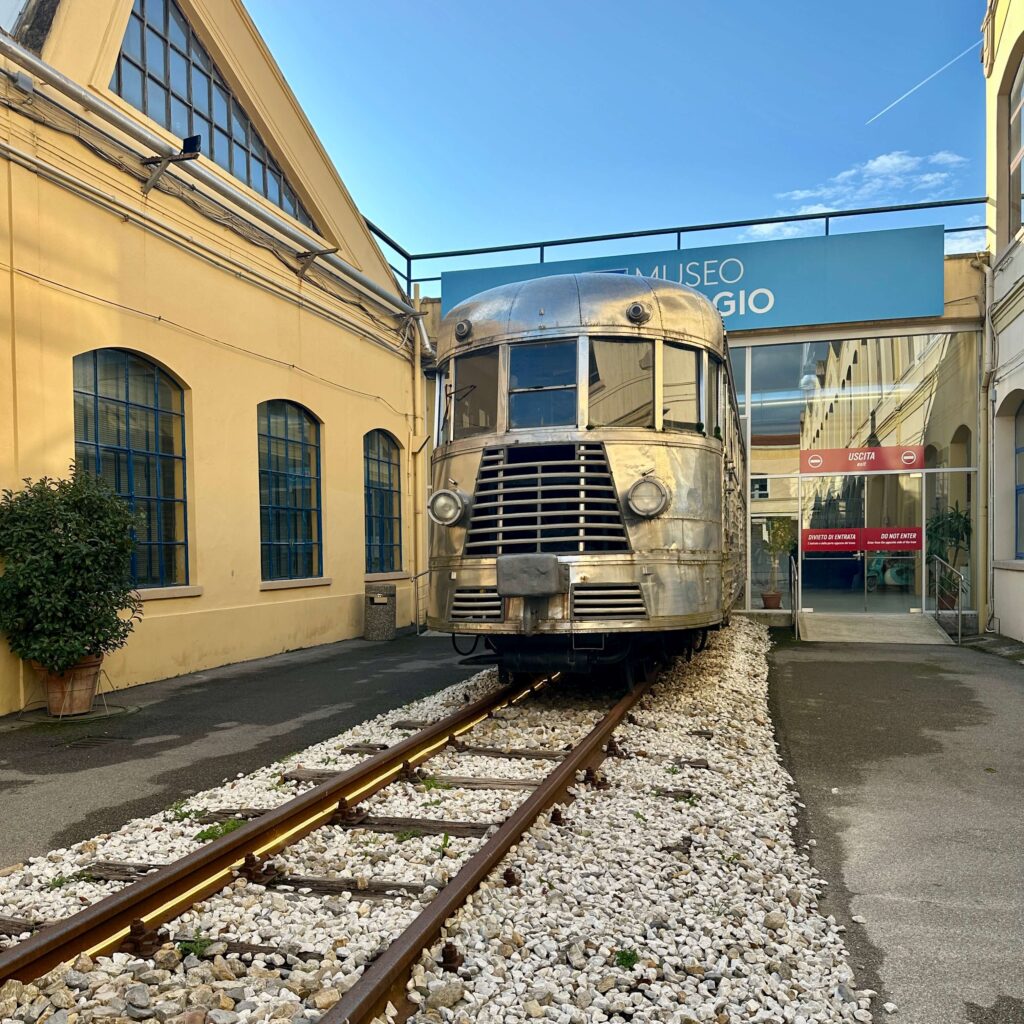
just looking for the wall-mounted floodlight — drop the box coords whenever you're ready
[141,137,203,195]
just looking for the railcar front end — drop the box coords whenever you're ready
[427,272,747,674]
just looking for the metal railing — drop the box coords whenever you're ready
[789,554,800,640]
[366,197,990,298]
[930,555,965,645]
[411,568,431,636]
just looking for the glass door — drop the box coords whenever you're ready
[864,473,923,613]
[800,474,867,612]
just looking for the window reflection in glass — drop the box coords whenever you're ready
[508,341,577,428]
[453,349,499,439]
[663,342,701,430]
[749,333,979,476]
[588,339,653,427]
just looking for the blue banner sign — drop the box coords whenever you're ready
[440,226,944,330]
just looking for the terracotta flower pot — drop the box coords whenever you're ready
[33,654,103,716]
[761,591,782,610]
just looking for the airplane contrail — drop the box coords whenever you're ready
[866,40,981,125]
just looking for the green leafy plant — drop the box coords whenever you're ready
[395,829,422,843]
[167,800,195,822]
[421,776,452,791]
[614,948,640,969]
[436,832,451,858]
[0,467,142,672]
[177,930,213,957]
[763,518,796,594]
[193,819,244,842]
[927,502,972,607]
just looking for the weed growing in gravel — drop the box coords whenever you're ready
[167,800,195,822]
[436,832,451,858]
[395,829,422,843]
[193,819,244,842]
[177,930,213,957]
[614,948,640,969]
[421,776,452,791]
[634,812,648,823]
[666,765,680,776]
[46,871,95,890]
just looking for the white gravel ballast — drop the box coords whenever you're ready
[0,620,877,1024]
[408,618,873,1024]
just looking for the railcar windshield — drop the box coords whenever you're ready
[508,341,577,428]
[663,341,702,431]
[588,339,654,427]
[452,348,499,439]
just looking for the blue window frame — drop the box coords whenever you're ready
[110,0,317,230]
[73,349,187,588]
[1016,405,1024,558]
[258,401,322,580]
[364,430,401,574]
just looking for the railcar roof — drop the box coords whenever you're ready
[435,272,725,361]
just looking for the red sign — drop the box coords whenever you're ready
[802,528,861,552]
[800,445,924,474]
[864,526,922,551]
[801,527,923,552]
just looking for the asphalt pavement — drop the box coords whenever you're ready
[0,632,477,867]
[770,635,1024,1024]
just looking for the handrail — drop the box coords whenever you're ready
[930,554,965,645]
[365,197,991,294]
[411,567,431,636]
[789,554,800,640]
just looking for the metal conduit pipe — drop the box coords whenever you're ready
[0,33,433,356]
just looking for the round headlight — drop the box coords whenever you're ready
[428,489,465,526]
[626,477,670,518]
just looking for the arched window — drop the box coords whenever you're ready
[1016,405,1024,558]
[73,348,187,587]
[364,430,401,574]
[257,401,322,580]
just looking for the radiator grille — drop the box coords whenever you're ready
[464,443,629,556]
[450,587,503,622]
[572,583,647,619]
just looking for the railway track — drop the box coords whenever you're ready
[0,669,652,1024]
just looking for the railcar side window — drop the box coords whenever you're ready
[663,342,702,431]
[588,339,654,428]
[708,356,722,436]
[508,341,577,428]
[453,349,499,438]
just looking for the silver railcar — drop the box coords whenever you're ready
[427,272,746,675]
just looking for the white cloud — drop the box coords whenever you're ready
[943,229,988,254]
[744,151,971,243]
[929,150,968,166]
[862,151,922,176]
[775,149,967,206]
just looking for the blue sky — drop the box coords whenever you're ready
[246,1,985,266]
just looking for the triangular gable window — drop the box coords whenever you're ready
[111,0,317,230]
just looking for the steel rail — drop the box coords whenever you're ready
[0,676,547,983]
[321,678,652,1024]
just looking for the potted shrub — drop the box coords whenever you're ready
[0,467,142,716]
[926,502,972,610]
[761,518,796,610]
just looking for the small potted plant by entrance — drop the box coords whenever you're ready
[761,518,796,610]
[926,501,972,610]
[0,467,142,716]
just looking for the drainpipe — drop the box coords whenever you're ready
[0,33,433,357]
[976,256,995,631]
[411,291,423,630]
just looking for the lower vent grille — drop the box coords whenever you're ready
[572,583,647,619]
[450,587,503,622]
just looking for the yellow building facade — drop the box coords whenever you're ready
[0,0,430,714]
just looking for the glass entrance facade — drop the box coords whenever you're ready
[736,330,980,613]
